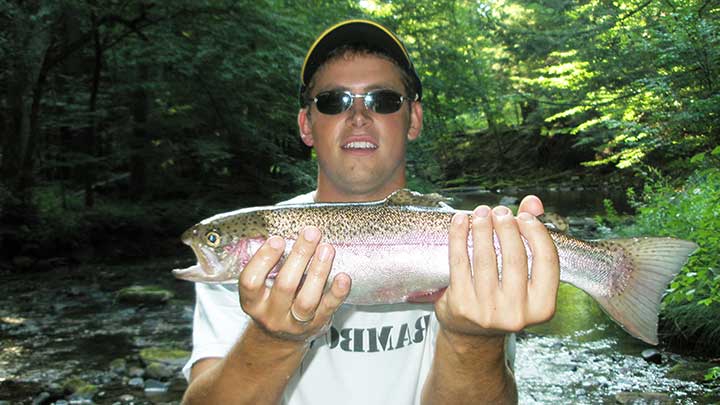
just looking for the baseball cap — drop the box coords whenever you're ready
[299,19,422,105]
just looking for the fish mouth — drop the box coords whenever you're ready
[181,226,197,246]
[180,233,217,277]
[180,226,216,275]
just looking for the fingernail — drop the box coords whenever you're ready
[304,226,320,241]
[317,244,333,262]
[269,236,284,249]
[493,206,510,217]
[452,213,466,225]
[336,274,350,290]
[518,212,535,223]
[473,205,490,218]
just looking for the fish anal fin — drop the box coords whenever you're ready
[406,287,447,303]
[385,189,453,208]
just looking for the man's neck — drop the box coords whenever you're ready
[314,180,407,203]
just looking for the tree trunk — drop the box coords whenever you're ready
[129,64,150,197]
[83,12,103,208]
[1,4,53,197]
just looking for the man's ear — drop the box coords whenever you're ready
[297,108,314,147]
[407,102,423,141]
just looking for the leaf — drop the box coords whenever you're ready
[690,153,705,164]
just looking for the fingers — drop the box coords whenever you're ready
[290,243,335,322]
[269,227,321,311]
[239,235,285,305]
[315,273,351,321]
[436,196,560,336]
[471,206,497,298]
[517,211,559,321]
[518,194,544,216]
[448,213,472,296]
[492,206,528,297]
[238,226,350,341]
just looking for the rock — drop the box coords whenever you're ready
[62,377,86,394]
[145,362,174,379]
[128,377,144,388]
[641,348,662,364]
[12,256,35,269]
[72,382,99,399]
[71,244,95,261]
[128,366,145,378]
[67,393,95,404]
[47,382,64,397]
[33,259,53,272]
[144,379,169,396]
[568,216,597,228]
[667,361,717,382]
[614,392,672,404]
[35,257,70,272]
[139,347,190,368]
[20,243,40,255]
[498,196,519,206]
[116,285,174,305]
[32,392,51,405]
[167,376,189,398]
[109,358,127,375]
[119,394,134,403]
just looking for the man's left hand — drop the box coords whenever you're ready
[434,195,560,339]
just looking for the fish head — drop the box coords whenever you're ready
[173,210,269,283]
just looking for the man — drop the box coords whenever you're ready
[182,20,559,404]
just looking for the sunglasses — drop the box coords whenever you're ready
[312,89,415,115]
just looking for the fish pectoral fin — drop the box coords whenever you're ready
[385,188,453,208]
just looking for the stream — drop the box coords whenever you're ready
[1,187,718,404]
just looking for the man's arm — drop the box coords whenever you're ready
[182,227,350,405]
[183,325,309,404]
[423,196,560,404]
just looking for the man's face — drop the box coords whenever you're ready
[298,54,422,202]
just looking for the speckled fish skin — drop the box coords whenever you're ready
[173,189,698,344]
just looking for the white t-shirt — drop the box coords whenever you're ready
[182,190,515,404]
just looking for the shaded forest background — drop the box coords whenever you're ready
[1,0,719,355]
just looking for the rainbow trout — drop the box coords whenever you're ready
[173,189,697,344]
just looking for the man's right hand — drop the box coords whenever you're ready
[238,226,351,341]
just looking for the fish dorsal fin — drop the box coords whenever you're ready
[538,212,569,233]
[384,189,453,207]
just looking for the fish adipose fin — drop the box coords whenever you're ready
[591,237,698,345]
[385,189,453,208]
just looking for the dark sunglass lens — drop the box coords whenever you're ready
[369,91,403,114]
[315,92,351,114]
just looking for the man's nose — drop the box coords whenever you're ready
[348,96,371,125]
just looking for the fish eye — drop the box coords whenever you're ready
[205,231,221,247]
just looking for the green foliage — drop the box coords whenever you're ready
[595,198,621,228]
[706,366,720,383]
[615,167,720,348]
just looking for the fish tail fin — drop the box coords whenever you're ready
[591,237,698,345]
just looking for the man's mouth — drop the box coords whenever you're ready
[342,141,378,150]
